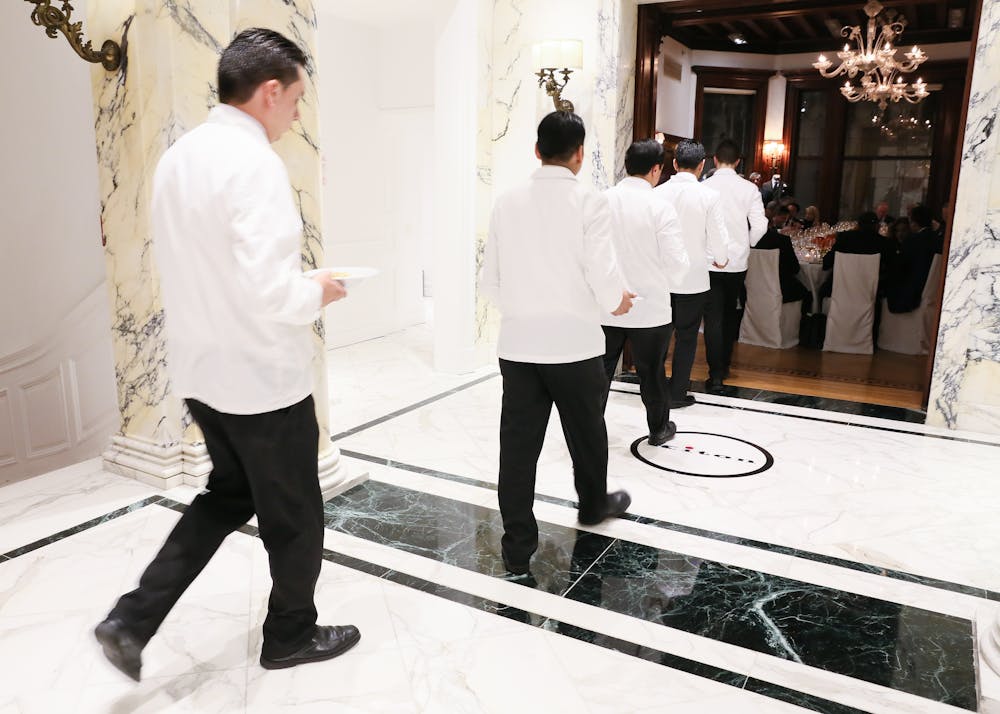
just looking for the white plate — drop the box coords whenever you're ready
[304,266,379,288]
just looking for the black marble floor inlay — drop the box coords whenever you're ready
[340,448,1000,602]
[0,497,891,714]
[325,480,977,710]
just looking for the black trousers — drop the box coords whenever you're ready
[601,324,674,433]
[668,290,710,401]
[704,271,746,381]
[498,357,609,565]
[109,395,323,659]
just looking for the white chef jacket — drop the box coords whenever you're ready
[152,104,323,415]
[480,165,626,364]
[702,168,768,273]
[601,176,689,328]
[653,172,730,294]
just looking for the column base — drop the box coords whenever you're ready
[103,435,368,498]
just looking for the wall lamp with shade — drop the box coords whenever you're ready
[762,140,785,173]
[533,40,583,112]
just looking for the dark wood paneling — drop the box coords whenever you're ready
[633,4,665,143]
[693,66,774,175]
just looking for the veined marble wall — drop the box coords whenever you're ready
[927,0,1000,435]
[84,0,358,493]
[474,0,639,345]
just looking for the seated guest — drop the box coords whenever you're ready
[764,200,779,221]
[753,208,811,313]
[784,200,805,227]
[885,205,942,313]
[802,205,820,229]
[819,212,885,300]
[875,201,893,228]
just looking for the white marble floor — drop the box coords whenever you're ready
[2,325,999,713]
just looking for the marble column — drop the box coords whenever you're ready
[926,0,1000,436]
[85,0,365,498]
[470,0,639,348]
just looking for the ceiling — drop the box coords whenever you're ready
[647,0,975,54]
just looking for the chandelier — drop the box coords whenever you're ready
[812,0,930,110]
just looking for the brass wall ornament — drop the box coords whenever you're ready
[27,0,123,71]
[536,68,576,113]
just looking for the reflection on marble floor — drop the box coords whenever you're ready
[325,480,977,710]
[4,325,1000,713]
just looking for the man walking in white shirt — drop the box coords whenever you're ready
[602,139,689,445]
[95,29,359,681]
[481,112,635,576]
[702,140,767,391]
[653,140,730,408]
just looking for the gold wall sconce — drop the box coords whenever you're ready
[762,140,785,173]
[533,40,583,113]
[27,0,123,71]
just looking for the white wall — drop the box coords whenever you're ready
[0,0,118,483]
[0,1,106,353]
[316,10,435,347]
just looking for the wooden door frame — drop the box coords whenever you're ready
[692,66,773,173]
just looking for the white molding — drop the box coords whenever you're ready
[0,283,117,484]
[0,388,16,467]
[19,366,72,459]
[0,284,108,374]
[319,445,368,501]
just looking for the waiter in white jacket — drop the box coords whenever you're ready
[653,139,730,409]
[601,139,689,446]
[480,111,634,576]
[702,139,767,391]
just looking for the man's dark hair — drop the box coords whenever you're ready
[776,205,791,217]
[218,28,308,105]
[624,139,665,176]
[910,204,933,228]
[537,111,586,162]
[714,139,740,166]
[857,211,879,228]
[674,139,706,170]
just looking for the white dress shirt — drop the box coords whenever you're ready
[480,165,626,363]
[652,172,730,294]
[152,104,323,414]
[703,168,768,273]
[601,176,689,328]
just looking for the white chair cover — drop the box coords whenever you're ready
[739,249,801,349]
[822,253,880,354]
[878,255,943,355]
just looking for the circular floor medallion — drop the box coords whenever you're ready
[630,432,774,478]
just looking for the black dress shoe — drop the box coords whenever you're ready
[260,625,361,670]
[501,552,531,576]
[648,420,677,446]
[705,377,725,393]
[671,394,696,409]
[578,490,632,526]
[94,618,143,682]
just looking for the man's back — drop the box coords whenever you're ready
[153,105,320,414]
[703,168,766,273]
[654,173,729,293]
[603,177,685,328]
[481,166,623,363]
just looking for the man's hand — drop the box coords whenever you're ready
[313,272,348,306]
[612,291,637,316]
[712,259,729,269]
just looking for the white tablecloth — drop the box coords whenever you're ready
[797,261,830,314]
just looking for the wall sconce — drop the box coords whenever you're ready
[26,0,123,71]
[762,140,785,173]
[533,40,583,113]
